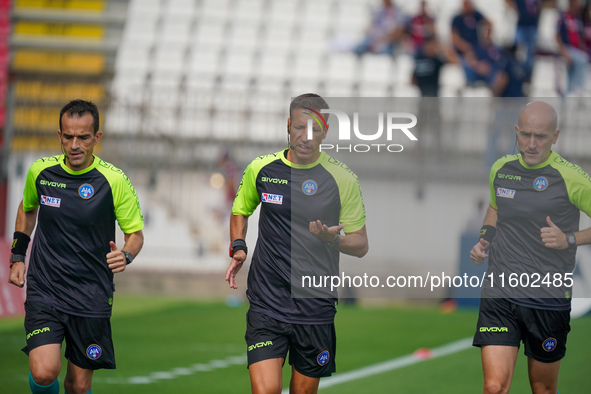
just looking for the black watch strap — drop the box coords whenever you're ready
[566,233,577,250]
[122,251,134,265]
[326,235,340,247]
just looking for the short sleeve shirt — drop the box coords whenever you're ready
[23,155,144,317]
[233,149,366,324]
[483,152,591,310]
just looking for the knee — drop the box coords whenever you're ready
[30,365,60,386]
[64,378,92,394]
[483,380,509,394]
[530,381,556,394]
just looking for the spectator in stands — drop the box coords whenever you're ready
[407,0,436,55]
[495,45,528,98]
[412,36,448,162]
[354,0,406,56]
[505,0,544,81]
[412,36,446,97]
[556,0,588,95]
[484,38,528,169]
[581,0,591,55]
[451,0,493,85]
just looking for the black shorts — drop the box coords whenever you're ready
[473,297,570,363]
[23,301,116,370]
[245,309,336,378]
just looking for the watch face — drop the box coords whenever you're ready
[567,234,576,247]
[124,252,133,264]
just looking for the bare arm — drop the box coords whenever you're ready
[106,229,144,273]
[573,227,591,247]
[8,200,38,287]
[225,214,249,289]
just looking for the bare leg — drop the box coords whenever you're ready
[29,344,62,385]
[528,357,561,394]
[289,366,320,394]
[249,358,284,394]
[481,345,519,394]
[63,361,93,394]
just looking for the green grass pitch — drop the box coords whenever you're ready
[1,296,590,393]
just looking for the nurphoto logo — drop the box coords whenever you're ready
[306,108,418,153]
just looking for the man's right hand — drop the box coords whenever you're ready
[8,262,26,288]
[470,238,490,265]
[225,250,246,289]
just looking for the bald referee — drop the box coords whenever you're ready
[470,101,591,393]
[225,93,368,394]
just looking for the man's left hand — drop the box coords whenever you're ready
[106,241,127,273]
[540,216,568,250]
[309,220,345,243]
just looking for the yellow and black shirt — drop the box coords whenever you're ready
[233,149,366,324]
[484,151,591,310]
[23,154,144,318]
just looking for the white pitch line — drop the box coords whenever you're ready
[281,337,473,393]
[94,354,246,385]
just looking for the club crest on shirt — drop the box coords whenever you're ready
[262,193,283,204]
[302,180,318,196]
[496,188,515,199]
[542,337,557,352]
[86,344,102,360]
[317,350,330,366]
[78,184,94,199]
[40,195,61,208]
[533,176,548,191]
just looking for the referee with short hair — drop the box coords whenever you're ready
[225,93,368,394]
[8,99,144,394]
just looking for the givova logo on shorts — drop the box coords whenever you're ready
[479,326,508,332]
[26,327,50,340]
[248,341,273,352]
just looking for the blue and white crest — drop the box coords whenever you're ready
[86,344,102,360]
[302,180,318,196]
[317,350,330,366]
[542,337,557,352]
[78,184,94,199]
[533,176,548,191]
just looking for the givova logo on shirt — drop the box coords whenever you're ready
[262,193,283,204]
[41,195,61,207]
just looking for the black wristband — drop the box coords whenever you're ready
[11,231,31,256]
[229,239,247,257]
[479,225,496,244]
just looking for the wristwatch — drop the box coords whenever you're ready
[326,235,340,247]
[566,233,577,250]
[122,251,134,265]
